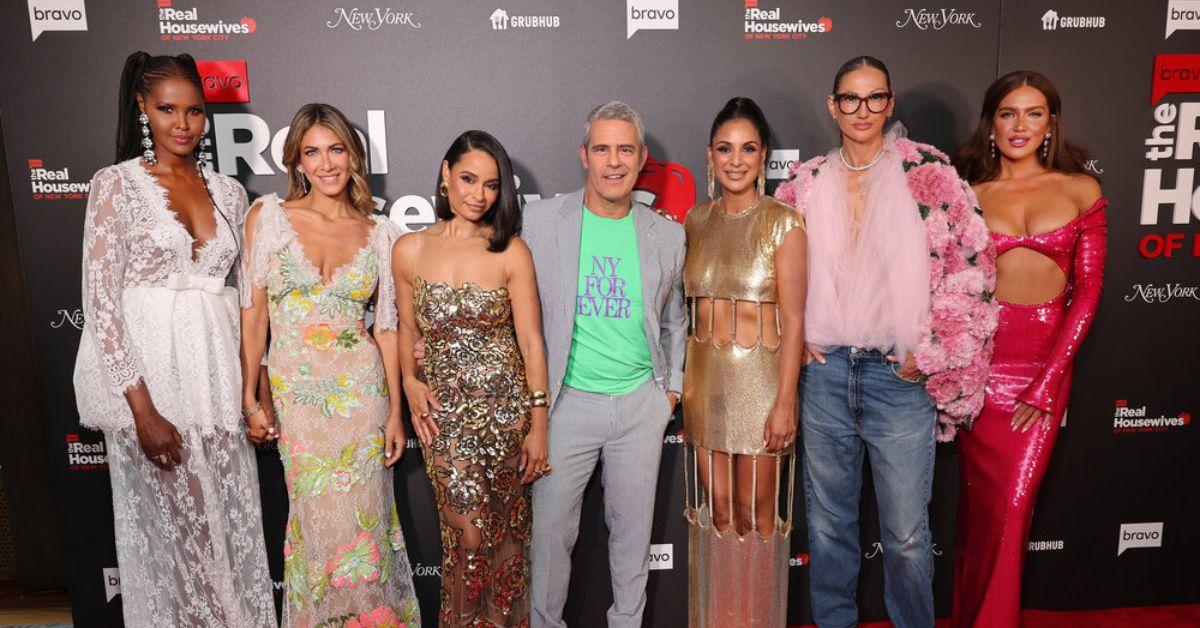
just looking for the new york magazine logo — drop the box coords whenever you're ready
[66,433,107,470]
[28,0,87,42]
[895,8,981,30]
[1112,399,1190,433]
[326,7,421,31]
[1118,522,1163,556]
[158,0,256,41]
[627,0,677,39]
[29,159,90,201]
[744,0,831,41]
[490,8,560,30]
[1040,9,1105,30]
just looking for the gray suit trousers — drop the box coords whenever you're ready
[530,379,674,628]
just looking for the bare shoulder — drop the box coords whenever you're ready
[1063,173,1102,210]
[502,235,535,269]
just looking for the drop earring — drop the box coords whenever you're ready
[140,112,156,165]
[706,162,715,200]
[989,133,996,158]
[297,167,310,194]
[1041,132,1051,161]
[757,169,766,197]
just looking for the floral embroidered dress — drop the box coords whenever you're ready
[241,194,420,627]
[73,158,274,626]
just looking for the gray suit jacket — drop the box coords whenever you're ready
[522,189,687,411]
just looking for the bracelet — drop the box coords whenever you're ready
[241,401,263,419]
[530,390,550,408]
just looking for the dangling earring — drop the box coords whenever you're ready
[757,169,766,197]
[194,137,210,170]
[706,162,715,200]
[297,167,310,194]
[989,133,997,158]
[140,112,156,165]
[1041,132,1051,161]
[439,181,449,197]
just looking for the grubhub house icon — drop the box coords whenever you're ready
[491,8,508,30]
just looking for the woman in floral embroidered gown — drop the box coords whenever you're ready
[240,103,420,627]
[395,130,549,626]
[73,51,273,627]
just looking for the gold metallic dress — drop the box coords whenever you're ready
[682,196,803,627]
[414,277,532,627]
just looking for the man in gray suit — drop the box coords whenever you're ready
[525,101,686,627]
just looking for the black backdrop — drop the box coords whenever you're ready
[1,1,1197,626]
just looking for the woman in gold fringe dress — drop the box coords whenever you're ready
[681,97,807,627]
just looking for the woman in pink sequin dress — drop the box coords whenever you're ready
[951,71,1106,627]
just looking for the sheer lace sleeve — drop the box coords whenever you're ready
[81,167,143,394]
[372,217,401,332]
[238,194,289,308]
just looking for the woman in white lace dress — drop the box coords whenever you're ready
[72,52,274,625]
[240,103,421,626]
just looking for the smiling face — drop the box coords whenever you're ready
[992,84,1053,162]
[297,124,352,198]
[136,76,206,161]
[708,118,766,197]
[441,149,500,223]
[827,66,893,146]
[580,118,647,207]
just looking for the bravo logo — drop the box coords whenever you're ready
[627,0,678,39]
[28,0,87,42]
[1118,522,1163,556]
[196,60,250,104]
[648,543,674,570]
[29,159,90,200]
[634,155,696,223]
[767,149,800,180]
[1166,0,1200,38]
[103,567,121,602]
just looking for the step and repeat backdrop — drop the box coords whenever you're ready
[2,0,1198,625]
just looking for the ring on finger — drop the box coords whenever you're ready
[419,411,430,419]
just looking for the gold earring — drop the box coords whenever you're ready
[439,181,448,197]
[706,162,715,200]
[757,169,766,197]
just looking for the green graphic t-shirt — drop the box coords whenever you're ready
[563,206,653,395]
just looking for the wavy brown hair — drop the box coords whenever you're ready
[281,103,375,215]
[954,70,1092,184]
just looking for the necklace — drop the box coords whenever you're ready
[717,194,762,216]
[839,146,885,171]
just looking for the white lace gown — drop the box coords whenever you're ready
[73,158,274,627]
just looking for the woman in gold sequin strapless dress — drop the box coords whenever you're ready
[395,131,550,627]
[681,99,807,627]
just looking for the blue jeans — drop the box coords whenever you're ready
[801,346,936,628]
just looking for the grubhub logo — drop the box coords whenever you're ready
[1040,9,1105,30]
[744,1,831,41]
[1027,539,1064,552]
[648,543,673,570]
[197,60,250,104]
[1166,0,1200,38]
[1118,522,1163,556]
[157,0,256,41]
[1111,399,1190,433]
[29,159,91,201]
[634,155,696,223]
[103,567,121,602]
[789,552,809,567]
[627,0,678,39]
[66,433,107,470]
[490,8,559,30]
[895,8,981,30]
[28,0,87,42]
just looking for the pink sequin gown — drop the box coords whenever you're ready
[952,200,1107,627]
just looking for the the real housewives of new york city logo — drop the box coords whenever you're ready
[1141,55,1200,261]
[66,433,107,470]
[1112,400,1190,433]
[744,0,831,41]
[1118,522,1163,556]
[27,0,87,42]
[490,8,560,30]
[29,159,90,201]
[1040,9,1105,30]
[627,0,677,39]
[157,0,256,41]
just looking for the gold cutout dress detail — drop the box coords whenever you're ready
[682,196,803,627]
[414,277,532,627]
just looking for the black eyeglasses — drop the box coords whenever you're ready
[833,91,893,115]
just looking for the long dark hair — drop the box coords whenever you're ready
[710,97,774,151]
[832,55,891,94]
[434,131,521,253]
[115,51,204,164]
[281,104,375,216]
[953,70,1092,184]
